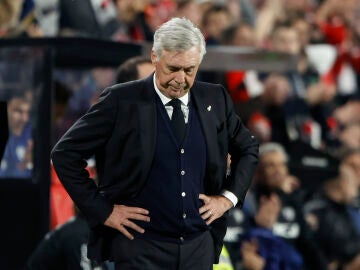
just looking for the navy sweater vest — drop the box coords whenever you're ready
[130,96,208,243]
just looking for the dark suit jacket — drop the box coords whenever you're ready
[51,75,259,263]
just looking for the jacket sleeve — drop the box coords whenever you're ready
[51,88,116,227]
[222,85,259,207]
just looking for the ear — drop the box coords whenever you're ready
[150,49,157,65]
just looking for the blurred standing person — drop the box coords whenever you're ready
[0,92,33,178]
[51,17,258,270]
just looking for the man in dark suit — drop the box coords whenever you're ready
[51,17,259,270]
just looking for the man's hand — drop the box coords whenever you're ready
[199,194,233,225]
[104,204,150,240]
[254,193,281,229]
[241,240,265,270]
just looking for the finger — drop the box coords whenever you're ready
[118,225,134,240]
[199,205,208,214]
[201,209,213,220]
[128,207,149,215]
[206,214,216,225]
[199,194,209,203]
[127,212,150,222]
[122,220,145,234]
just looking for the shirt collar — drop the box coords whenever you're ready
[153,73,189,106]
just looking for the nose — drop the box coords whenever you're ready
[174,70,185,84]
[20,111,29,123]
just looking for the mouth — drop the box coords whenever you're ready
[169,83,187,92]
[170,85,182,91]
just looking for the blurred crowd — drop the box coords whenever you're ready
[3,0,360,270]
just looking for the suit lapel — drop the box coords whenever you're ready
[190,83,218,167]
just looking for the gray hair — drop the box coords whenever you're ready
[153,17,206,62]
[259,142,288,162]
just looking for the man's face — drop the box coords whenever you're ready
[7,97,30,136]
[151,46,201,99]
[259,151,288,189]
[272,28,300,55]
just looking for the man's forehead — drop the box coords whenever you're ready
[161,50,200,65]
[9,97,30,107]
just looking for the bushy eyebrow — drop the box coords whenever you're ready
[167,65,195,71]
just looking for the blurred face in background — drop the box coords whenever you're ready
[272,27,301,55]
[258,150,289,190]
[202,6,232,42]
[231,24,255,47]
[8,97,31,136]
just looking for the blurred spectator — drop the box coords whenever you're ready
[1,0,43,38]
[0,0,23,37]
[254,0,316,45]
[246,142,327,270]
[241,190,304,270]
[173,0,202,26]
[304,164,360,270]
[260,20,337,148]
[112,0,153,41]
[220,22,262,104]
[201,3,233,45]
[0,91,33,178]
[115,55,153,83]
[52,81,72,147]
[221,22,256,47]
[247,112,272,143]
[315,0,360,101]
[235,72,292,145]
[26,208,113,270]
[35,0,123,38]
[339,148,360,233]
[143,0,176,40]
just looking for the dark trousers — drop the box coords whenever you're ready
[114,231,214,270]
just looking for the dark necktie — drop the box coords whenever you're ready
[168,99,185,142]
